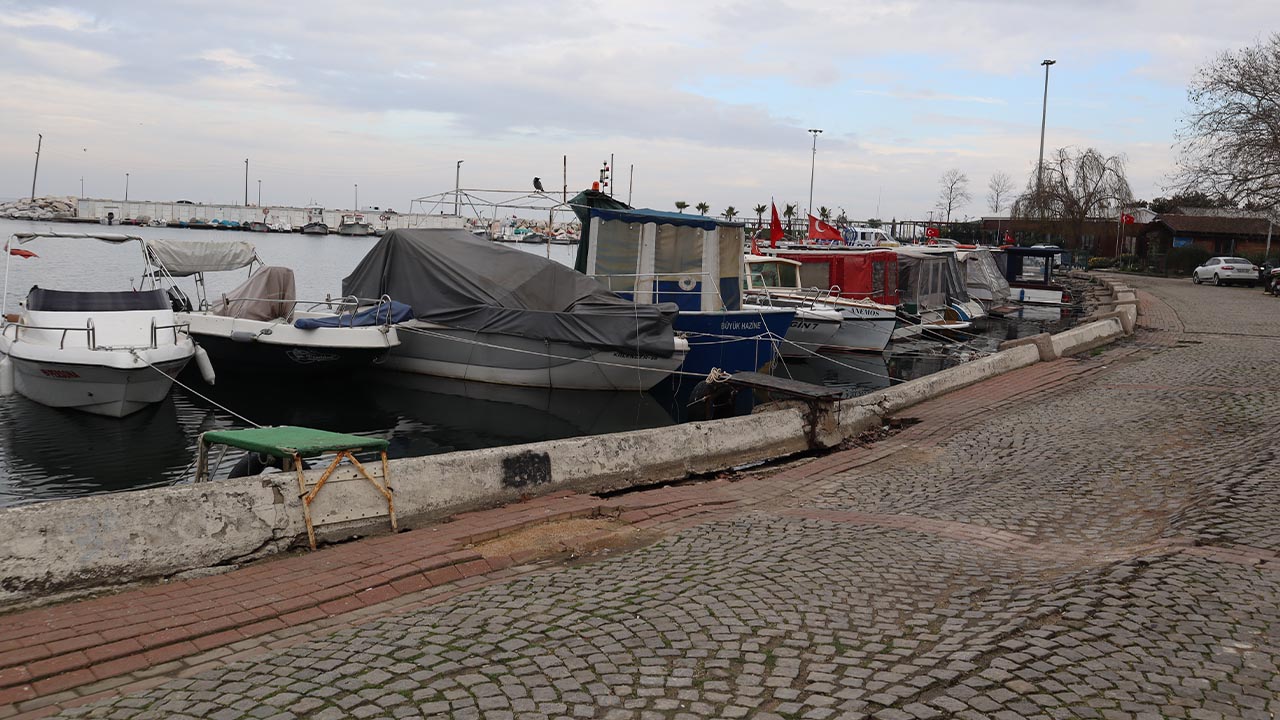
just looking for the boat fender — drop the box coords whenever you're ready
[229,330,258,343]
[194,345,216,385]
[0,356,12,396]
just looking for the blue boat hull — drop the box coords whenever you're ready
[673,309,794,377]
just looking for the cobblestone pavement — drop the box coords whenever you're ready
[45,278,1280,719]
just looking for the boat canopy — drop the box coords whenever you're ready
[12,231,142,244]
[146,239,258,277]
[212,266,297,321]
[342,228,679,357]
[583,208,745,312]
[770,248,899,306]
[895,249,952,312]
[998,246,1059,284]
[956,249,1010,303]
[569,188,633,273]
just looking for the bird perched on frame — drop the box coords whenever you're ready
[533,177,544,192]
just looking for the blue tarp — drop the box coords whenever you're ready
[293,301,414,329]
[590,208,742,231]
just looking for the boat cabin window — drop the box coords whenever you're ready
[872,261,885,295]
[797,261,830,290]
[594,220,644,294]
[749,261,798,289]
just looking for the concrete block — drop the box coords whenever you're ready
[1089,308,1136,335]
[0,477,303,606]
[997,332,1058,361]
[1050,318,1125,357]
[846,344,1041,416]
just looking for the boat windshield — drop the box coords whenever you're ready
[746,261,798,290]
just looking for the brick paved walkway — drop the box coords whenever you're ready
[4,275,1279,719]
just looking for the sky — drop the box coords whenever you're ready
[0,1,1275,221]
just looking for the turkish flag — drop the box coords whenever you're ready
[924,227,940,239]
[1003,231,1014,244]
[749,231,761,256]
[769,203,784,247]
[7,248,37,259]
[1121,213,1135,224]
[808,215,841,241]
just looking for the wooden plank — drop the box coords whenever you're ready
[719,371,844,401]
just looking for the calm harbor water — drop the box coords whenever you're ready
[0,218,1080,507]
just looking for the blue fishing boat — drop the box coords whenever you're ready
[580,204,793,378]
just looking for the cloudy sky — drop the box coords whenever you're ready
[0,1,1274,220]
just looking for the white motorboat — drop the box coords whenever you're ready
[145,239,403,378]
[342,228,689,391]
[743,254,897,353]
[338,213,372,237]
[0,232,196,417]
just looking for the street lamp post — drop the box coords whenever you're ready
[1036,59,1056,198]
[454,160,463,216]
[257,179,262,207]
[125,172,130,202]
[354,184,359,211]
[807,129,823,218]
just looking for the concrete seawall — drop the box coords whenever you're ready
[0,275,1137,607]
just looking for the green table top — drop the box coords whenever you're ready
[201,426,389,459]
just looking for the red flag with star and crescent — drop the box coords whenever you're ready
[808,215,841,241]
[769,202,784,247]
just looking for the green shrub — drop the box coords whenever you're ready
[1166,246,1212,276]
[1088,257,1116,269]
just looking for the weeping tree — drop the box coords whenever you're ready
[1173,33,1280,211]
[1012,147,1132,248]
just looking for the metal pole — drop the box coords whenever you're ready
[562,155,567,203]
[80,177,84,199]
[807,129,822,217]
[258,180,262,207]
[609,153,614,198]
[125,172,129,202]
[30,134,42,201]
[1266,218,1273,263]
[454,160,463,215]
[244,159,249,206]
[628,164,634,206]
[354,184,358,211]
[1036,60,1056,198]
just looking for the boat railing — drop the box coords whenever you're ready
[151,317,191,349]
[213,294,398,328]
[3,318,99,350]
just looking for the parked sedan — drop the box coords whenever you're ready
[1192,257,1259,287]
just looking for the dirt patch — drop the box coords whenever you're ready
[473,517,662,566]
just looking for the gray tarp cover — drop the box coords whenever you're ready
[957,250,1010,303]
[342,229,678,356]
[147,239,257,277]
[213,266,296,321]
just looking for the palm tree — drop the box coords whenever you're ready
[695,202,710,215]
[723,206,738,221]
[753,203,767,231]
[674,201,689,213]
[782,203,798,235]
[818,206,832,222]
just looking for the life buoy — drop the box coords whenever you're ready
[379,213,390,222]
[677,276,698,291]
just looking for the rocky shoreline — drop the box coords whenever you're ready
[0,196,78,221]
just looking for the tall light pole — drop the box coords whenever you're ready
[1036,59,1056,198]
[257,179,262,207]
[354,183,359,211]
[244,158,249,206]
[454,160,463,215]
[30,133,42,201]
[125,172,130,202]
[807,129,823,218]
[80,177,84,199]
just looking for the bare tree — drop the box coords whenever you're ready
[1173,33,1280,211]
[1012,147,1132,247]
[935,169,971,223]
[987,171,1015,214]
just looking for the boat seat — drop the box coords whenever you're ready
[26,287,170,313]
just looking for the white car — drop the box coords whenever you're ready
[1192,257,1259,287]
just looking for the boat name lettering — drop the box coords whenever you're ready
[721,322,763,330]
[40,369,80,379]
